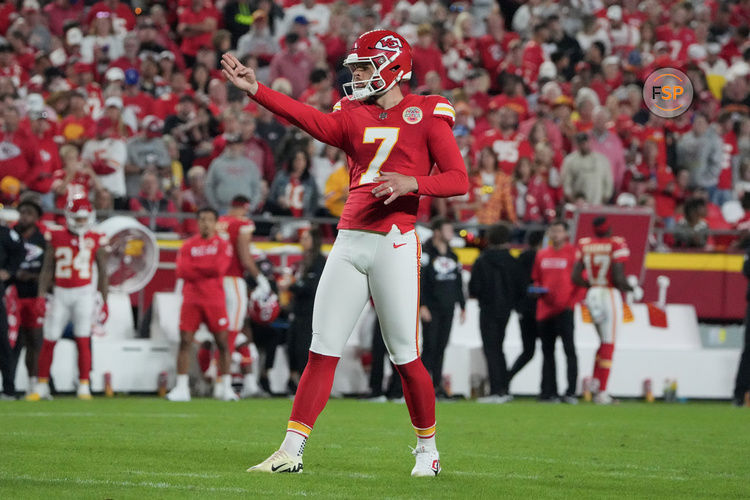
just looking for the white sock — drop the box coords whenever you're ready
[175,374,189,391]
[28,376,37,394]
[223,374,233,392]
[281,431,308,458]
[417,435,437,451]
[243,373,257,388]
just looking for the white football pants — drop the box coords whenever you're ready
[585,286,624,344]
[44,285,96,340]
[224,276,248,332]
[310,225,421,365]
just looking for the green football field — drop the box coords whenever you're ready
[1,397,748,499]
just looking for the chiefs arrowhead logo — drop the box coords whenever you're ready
[374,35,402,52]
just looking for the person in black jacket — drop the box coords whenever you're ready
[11,198,47,396]
[281,225,326,394]
[733,248,750,406]
[469,223,524,403]
[0,219,25,399]
[420,217,465,398]
[507,230,545,387]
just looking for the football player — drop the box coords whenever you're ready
[214,194,270,398]
[223,29,468,476]
[27,197,109,401]
[167,207,234,402]
[572,217,633,405]
[13,198,47,395]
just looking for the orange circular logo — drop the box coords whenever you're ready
[643,68,694,118]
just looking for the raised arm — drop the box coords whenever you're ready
[221,53,347,149]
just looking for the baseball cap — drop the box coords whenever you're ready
[606,5,622,22]
[125,68,140,86]
[105,96,123,109]
[293,15,309,25]
[453,124,470,138]
[66,27,83,46]
[105,67,126,81]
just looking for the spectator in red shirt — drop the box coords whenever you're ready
[109,32,141,73]
[128,171,179,232]
[177,0,219,66]
[0,103,40,190]
[26,110,60,195]
[411,23,447,88]
[86,0,135,34]
[239,114,276,185]
[532,220,579,403]
[269,33,313,99]
[521,22,549,90]
[476,12,519,92]
[180,165,208,235]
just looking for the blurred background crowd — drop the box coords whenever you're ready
[1,0,750,249]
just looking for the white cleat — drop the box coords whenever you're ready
[222,389,240,401]
[77,382,93,400]
[213,382,224,400]
[25,382,53,401]
[594,392,615,405]
[247,449,303,473]
[166,386,191,402]
[477,394,513,404]
[240,377,262,399]
[411,445,441,477]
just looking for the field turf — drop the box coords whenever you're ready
[1,397,748,499]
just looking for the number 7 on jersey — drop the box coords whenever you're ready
[360,127,399,185]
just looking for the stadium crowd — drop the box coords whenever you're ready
[0,0,750,249]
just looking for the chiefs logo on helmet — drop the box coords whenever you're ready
[249,291,280,325]
[374,35,402,52]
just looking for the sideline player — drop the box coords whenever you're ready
[167,207,234,402]
[215,194,270,398]
[12,198,47,394]
[27,197,109,401]
[572,216,632,405]
[222,29,468,476]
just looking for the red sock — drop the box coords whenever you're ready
[237,345,252,370]
[197,346,212,373]
[38,339,56,379]
[289,351,339,429]
[227,331,238,352]
[593,343,614,392]
[395,358,436,437]
[75,337,92,382]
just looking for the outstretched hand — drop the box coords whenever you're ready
[371,172,418,205]
[221,53,258,95]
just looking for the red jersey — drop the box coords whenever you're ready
[122,92,155,121]
[176,233,232,304]
[251,85,468,233]
[474,129,534,175]
[718,131,738,190]
[217,215,255,278]
[655,25,696,61]
[575,236,630,288]
[178,6,220,57]
[532,243,577,320]
[45,227,108,289]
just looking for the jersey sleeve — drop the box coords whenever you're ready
[611,237,630,263]
[431,97,456,128]
[251,84,348,150]
[416,118,469,197]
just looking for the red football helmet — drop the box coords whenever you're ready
[66,196,95,235]
[248,291,280,325]
[342,30,412,101]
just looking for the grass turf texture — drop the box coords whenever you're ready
[1,398,748,499]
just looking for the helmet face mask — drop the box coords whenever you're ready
[342,30,412,101]
[66,197,95,235]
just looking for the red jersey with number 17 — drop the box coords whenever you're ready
[217,215,255,278]
[45,227,108,289]
[251,84,469,234]
[575,236,630,288]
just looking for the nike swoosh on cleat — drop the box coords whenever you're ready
[393,243,407,249]
[271,464,290,472]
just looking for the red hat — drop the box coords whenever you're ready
[488,95,526,116]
